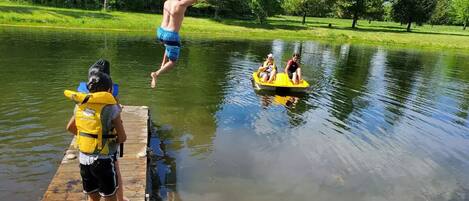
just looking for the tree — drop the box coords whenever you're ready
[365,0,385,22]
[430,0,453,25]
[249,0,282,23]
[337,0,366,28]
[250,0,268,23]
[205,0,246,19]
[392,0,437,31]
[283,0,336,24]
[103,0,108,11]
[452,0,469,29]
[337,0,385,28]
[383,1,393,21]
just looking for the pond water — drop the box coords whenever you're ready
[0,27,469,201]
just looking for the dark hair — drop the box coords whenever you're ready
[88,59,110,78]
[87,72,112,93]
[293,53,300,58]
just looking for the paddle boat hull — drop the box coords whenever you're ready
[252,72,310,92]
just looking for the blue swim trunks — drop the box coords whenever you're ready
[157,27,181,61]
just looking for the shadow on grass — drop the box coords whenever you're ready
[367,24,407,30]
[0,5,36,14]
[0,5,114,20]
[325,25,469,37]
[214,17,308,31]
[215,17,333,31]
[53,10,114,19]
[212,15,469,37]
[270,18,330,26]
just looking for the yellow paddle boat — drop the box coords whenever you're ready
[252,72,310,92]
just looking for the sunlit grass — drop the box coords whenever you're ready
[1,0,468,51]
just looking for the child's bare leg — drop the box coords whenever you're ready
[87,192,100,201]
[268,72,276,82]
[262,74,268,82]
[297,69,302,83]
[292,72,298,84]
[152,60,176,88]
[151,52,168,88]
[115,161,129,201]
[103,195,118,201]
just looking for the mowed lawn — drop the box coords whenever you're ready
[1,0,468,50]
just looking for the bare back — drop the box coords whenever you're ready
[161,0,193,32]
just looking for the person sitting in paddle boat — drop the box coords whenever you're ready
[285,53,302,85]
[257,53,277,83]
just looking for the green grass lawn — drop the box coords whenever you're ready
[1,0,468,51]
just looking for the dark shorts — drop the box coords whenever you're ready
[288,71,296,79]
[157,27,181,61]
[80,158,118,197]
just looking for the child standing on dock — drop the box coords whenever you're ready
[150,0,198,88]
[66,71,127,201]
[90,60,130,201]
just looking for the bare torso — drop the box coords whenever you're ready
[160,0,189,32]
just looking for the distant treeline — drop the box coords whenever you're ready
[9,0,469,30]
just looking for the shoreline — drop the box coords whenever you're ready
[2,24,468,54]
[1,2,468,51]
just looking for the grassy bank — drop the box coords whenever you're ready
[1,1,468,50]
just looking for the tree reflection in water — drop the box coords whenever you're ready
[149,124,181,201]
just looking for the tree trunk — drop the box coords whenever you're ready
[103,0,107,11]
[257,14,263,24]
[214,6,219,20]
[352,15,358,29]
[302,12,306,24]
[406,21,411,32]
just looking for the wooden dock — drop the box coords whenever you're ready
[42,106,149,201]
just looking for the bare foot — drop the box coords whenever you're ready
[150,72,157,88]
[121,196,130,201]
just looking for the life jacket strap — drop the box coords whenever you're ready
[79,132,116,139]
[81,95,91,104]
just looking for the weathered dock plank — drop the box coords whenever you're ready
[42,106,149,201]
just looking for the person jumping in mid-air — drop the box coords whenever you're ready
[151,0,198,88]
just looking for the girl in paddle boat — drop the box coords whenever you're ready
[258,53,277,83]
[285,53,302,85]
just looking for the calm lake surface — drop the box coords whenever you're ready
[1,27,469,201]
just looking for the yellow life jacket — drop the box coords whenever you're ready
[64,90,117,155]
[262,61,277,72]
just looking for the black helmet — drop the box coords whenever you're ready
[88,59,110,78]
[87,71,112,93]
